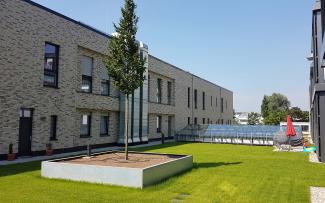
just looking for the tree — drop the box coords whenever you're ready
[263,111,287,125]
[260,93,290,125]
[261,95,269,118]
[288,107,309,122]
[104,0,145,160]
[248,112,260,125]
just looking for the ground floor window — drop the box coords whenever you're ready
[188,117,190,125]
[100,113,109,136]
[202,118,205,124]
[80,113,91,137]
[194,117,198,125]
[50,115,57,140]
[157,116,162,133]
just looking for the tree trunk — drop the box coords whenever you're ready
[125,94,129,160]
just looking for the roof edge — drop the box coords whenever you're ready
[149,54,233,94]
[23,0,112,39]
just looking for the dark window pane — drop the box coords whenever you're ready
[82,75,92,93]
[80,114,91,137]
[45,44,56,54]
[101,80,110,96]
[100,115,109,135]
[50,115,57,140]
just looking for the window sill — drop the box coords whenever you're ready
[43,84,59,89]
[80,135,92,138]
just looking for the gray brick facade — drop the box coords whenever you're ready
[0,0,233,158]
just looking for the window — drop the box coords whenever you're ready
[221,98,224,113]
[81,56,93,93]
[101,65,110,96]
[156,116,162,133]
[100,114,109,136]
[187,117,191,125]
[80,113,91,137]
[226,100,228,109]
[187,87,191,108]
[44,43,59,87]
[50,115,57,140]
[157,78,162,103]
[216,97,218,107]
[207,118,210,124]
[194,89,197,109]
[101,80,110,96]
[194,117,198,125]
[202,118,205,124]
[167,81,172,105]
[211,96,212,106]
[202,92,205,110]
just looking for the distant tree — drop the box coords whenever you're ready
[248,112,260,125]
[261,93,290,125]
[263,111,287,125]
[261,95,270,118]
[103,0,145,160]
[289,107,303,121]
[301,111,309,122]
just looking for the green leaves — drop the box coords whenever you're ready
[104,0,145,95]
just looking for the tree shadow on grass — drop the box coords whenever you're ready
[0,161,40,177]
[193,162,242,169]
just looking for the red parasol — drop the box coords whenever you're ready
[286,115,296,137]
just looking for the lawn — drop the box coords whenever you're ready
[1,142,325,203]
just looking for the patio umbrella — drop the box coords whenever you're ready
[285,115,296,151]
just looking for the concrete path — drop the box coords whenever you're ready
[0,140,174,166]
[311,187,325,203]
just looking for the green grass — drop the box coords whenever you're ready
[1,143,325,203]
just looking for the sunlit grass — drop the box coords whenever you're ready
[1,142,324,202]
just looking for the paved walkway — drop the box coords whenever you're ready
[311,187,325,203]
[0,140,174,166]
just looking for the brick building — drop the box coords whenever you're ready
[0,0,233,159]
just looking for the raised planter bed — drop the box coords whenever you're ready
[41,151,193,188]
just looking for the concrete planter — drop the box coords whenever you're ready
[41,151,193,188]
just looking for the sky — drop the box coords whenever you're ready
[33,0,313,112]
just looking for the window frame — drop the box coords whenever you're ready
[80,113,92,138]
[187,87,191,108]
[202,91,205,110]
[157,78,162,103]
[167,81,172,105]
[101,79,110,96]
[156,115,162,133]
[194,89,197,109]
[44,42,59,88]
[50,115,58,141]
[100,114,109,136]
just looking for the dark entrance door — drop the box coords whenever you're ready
[18,108,33,156]
[168,116,172,137]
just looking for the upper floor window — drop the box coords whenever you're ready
[187,87,191,108]
[202,91,205,110]
[81,56,93,93]
[216,97,218,107]
[167,81,172,105]
[202,118,205,124]
[194,117,198,125]
[157,78,162,103]
[194,89,198,109]
[221,97,224,113]
[188,117,191,125]
[44,43,59,87]
[101,67,110,96]
[211,96,212,106]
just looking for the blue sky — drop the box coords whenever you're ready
[33,0,313,112]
